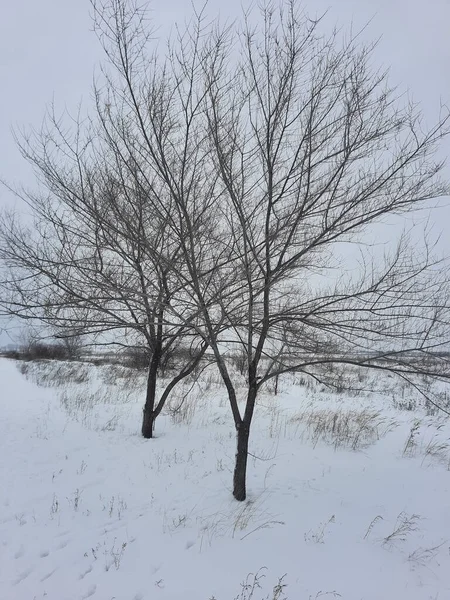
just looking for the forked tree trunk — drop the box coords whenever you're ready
[233,421,250,501]
[141,347,161,438]
[232,380,258,501]
[141,342,209,438]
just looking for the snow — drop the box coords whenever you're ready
[1,358,449,600]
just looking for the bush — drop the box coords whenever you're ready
[1,349,21,360]
[21,341,70,361]
[123,347,151,370]
[57,334,84,360]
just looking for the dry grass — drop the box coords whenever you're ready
[292,408,397,450]
[403,420,421,457]
[408,543,445,566]
[198,493,284,549]
[18,360,90,387]
[99,363,146,390]
[363,515,384,540]
[165,384,204,426]
[421,435,450,466]
[59,386,134,431]
[382,512,421,547]
[402,420,450,467]
[304,515,336,544]
[218,568,288,600]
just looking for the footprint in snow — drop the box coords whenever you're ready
[41,568,57,582]
[14,546,25,559]
[40,549,50,558]
[133,594,144,600]
[185,540,195,550]
[57,539,69,550]
[56,529,71,538]
[82,584,97,598]
[79,565,93,580]
[13,567,33,585]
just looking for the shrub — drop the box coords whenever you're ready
[123,347,151,370]
[1,349,21,360]
[21,341,70,361]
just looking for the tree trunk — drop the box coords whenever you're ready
[233,421,250,501]
[233,378,258,501]
[141,348,160,438]
[141,405,155,438]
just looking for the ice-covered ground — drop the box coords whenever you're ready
[1,357,449,600]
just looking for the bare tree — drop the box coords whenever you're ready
[101,0,449,499]
[197,2,450,499]
[1,0,449,501]
[0,80,208,439]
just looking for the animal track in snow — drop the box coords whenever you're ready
[40,549,50,558]
[13,567,33,585]
[41,568,57,582]
[79,565,93,580]
[55,529,71,538]
[82,584,97,598]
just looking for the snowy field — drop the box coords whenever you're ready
[1,357,450,600]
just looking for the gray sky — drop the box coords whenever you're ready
[0,0,449,344]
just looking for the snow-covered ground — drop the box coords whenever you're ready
[1,357,449,600]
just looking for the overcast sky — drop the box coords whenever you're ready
[0,0,449,344]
